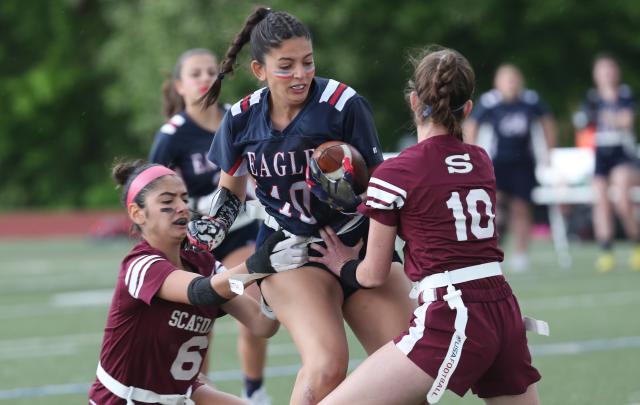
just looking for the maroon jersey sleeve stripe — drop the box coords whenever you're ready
[366,196,395,208]
[368,183,406,202]
[358,204,399,226]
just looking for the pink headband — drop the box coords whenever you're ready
[126,165,177,206]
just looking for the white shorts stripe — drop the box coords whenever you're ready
[367,187,404,209]
[396,301,430,355]
[427,306,468,403]
[334,87,356,111]
[133,258,162,299]
[369,177,407,198]
[319,79,340,103]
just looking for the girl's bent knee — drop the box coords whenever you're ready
[300,362,347,390]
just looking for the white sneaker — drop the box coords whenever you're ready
[242,386,272,405]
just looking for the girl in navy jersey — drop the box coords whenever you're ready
[188,7,415,404]
[88,160,278,405]
[149,49,269,403]
[464,64,557,272]
[311,47,542,404]
[575,54,640,272]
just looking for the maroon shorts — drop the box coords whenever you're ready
[393,276,541,399]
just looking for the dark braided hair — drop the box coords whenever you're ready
[408,47,475,140]
[201,6,312,108]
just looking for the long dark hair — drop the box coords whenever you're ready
[200,6,312,108]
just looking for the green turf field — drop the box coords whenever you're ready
[0,237,639,404]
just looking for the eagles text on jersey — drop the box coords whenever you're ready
[208,77,385,236]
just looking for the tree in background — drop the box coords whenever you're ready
[2,0,640,208]
[0,0,131,208]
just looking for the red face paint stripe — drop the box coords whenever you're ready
[329,83,347,106]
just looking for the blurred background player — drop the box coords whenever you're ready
[187,7,415,404]
[148,49,269,404]
[464,64,557,272]
[573,53,640,272]
[310,47,541,405]
[88,160,278,405]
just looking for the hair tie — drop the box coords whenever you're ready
[126,165,177,206]
[218,72,225,81]
[422,105,433,118]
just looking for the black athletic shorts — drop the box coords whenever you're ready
[594,145,636,177]
[256,217,402,299]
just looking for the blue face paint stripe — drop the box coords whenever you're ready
[273,70,294,78]
[273,62,315,78]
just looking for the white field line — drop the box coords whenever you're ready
[51,289,114,307]
[0,333,101,360]
[1,335,640,400]
[1,287,639,320]
[519,289,640,310]
[0,321,243,360]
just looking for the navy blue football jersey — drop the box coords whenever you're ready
[581,85,635,146]
[208,77,384,236]
[149,111,224,198]
[471,89,550,163]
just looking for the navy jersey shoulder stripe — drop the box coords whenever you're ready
[230,88,266,116]
[319,79,356,111]
[160,114,187,135]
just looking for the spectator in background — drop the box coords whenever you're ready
[149,49,269,404]
[464,64,557,272]
[573,53,640,273]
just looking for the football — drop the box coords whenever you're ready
[311,141,369,193]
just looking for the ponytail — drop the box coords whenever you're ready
[408,47,475,140]
[200,6,272,108]
[162,75,185,119]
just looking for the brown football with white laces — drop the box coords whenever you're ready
[311,141,369,193]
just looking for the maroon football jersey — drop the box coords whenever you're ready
[88,240,225,404]
[360,134,504,281]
